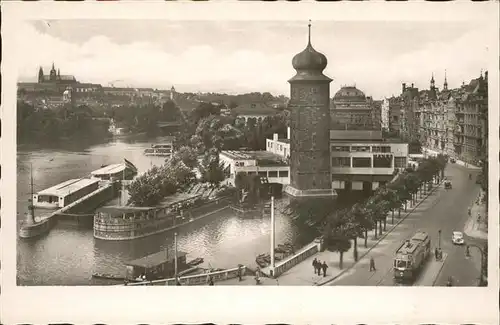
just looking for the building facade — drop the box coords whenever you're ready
[381,98,390,131]
[331,86,379,130]
[399,71,488,165]
[285,23,334,198]
[329,130,408,192]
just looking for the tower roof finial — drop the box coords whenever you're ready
[308,19,312,45]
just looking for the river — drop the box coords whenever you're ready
[16,135,318,285]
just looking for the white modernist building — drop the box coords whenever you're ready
[222,127,409,192]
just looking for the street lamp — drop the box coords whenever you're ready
[465,244,487,286]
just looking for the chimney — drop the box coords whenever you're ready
[273,133,278,141]
[287,127,291,140]
[402,83,406,93]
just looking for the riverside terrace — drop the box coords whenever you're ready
[219,150,290,186]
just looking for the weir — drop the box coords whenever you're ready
[19,182,118,239]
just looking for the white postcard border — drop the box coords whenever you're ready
[1,2,499,324]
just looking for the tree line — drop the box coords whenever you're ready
[17,100,110,144]
[290,154,448,269]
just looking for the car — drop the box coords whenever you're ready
[452,231,465,245]
[444,180,452,189]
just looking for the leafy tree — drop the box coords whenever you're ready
[127,166,175,206]
[287,197,336,228]
[174,146,199,169]
[127,159,197,207]
[376,187,399,226]
[403,173,421,205]
[364,198,388,239]
[322,209,352,269]
[350,203,374,249]
[199,149,226,187]
[190,102,221,125]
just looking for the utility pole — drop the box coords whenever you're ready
[270,194,276,278]
[438,229,441,249]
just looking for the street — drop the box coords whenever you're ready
[330,163,486,286]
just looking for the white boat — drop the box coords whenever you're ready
[32,178,101,209]
[91,159,138,182]
[144,143,174,157]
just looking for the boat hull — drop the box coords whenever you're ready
[94,198,231,241]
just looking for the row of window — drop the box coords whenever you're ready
[331,157,407,168]
[240,170,289,178]
[331,145,392,153]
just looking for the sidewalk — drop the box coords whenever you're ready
[463,189,487,241]
[217,180,444,286]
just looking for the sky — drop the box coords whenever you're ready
[16,19,490,99]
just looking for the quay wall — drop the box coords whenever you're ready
[125,265,247,286]
[94,197,233,241]
[19,182,119,239]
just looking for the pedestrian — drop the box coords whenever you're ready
[316,260,321,275]
[468,207,471,217]
[312,258,318,274]
[321,261,328,277]
[209,277,214,286]
[237,264,243,282]
[435,247,439,260]
[369,256,376,272]
[477,213,481,223]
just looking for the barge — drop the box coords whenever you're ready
[125,250,189,281]
[93,194,232,241]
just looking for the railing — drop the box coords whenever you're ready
[125,266,247,286]
[270,240,321,278]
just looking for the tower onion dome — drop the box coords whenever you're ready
[292,21,328,72]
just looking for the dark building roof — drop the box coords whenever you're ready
[289,23,331,83]
[333,86,366,101]
[233,103,277,116]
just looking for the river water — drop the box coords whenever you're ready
[16,136,318,285]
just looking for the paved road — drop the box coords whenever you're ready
[330,163,484,286]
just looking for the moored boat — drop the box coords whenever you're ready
[187,258,204,266]
[32,178,101,209]
[144,142,174,157]
[91,159,138,182]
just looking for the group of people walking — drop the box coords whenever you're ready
[312,258,328,277]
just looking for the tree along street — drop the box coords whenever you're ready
[329,163,484,286]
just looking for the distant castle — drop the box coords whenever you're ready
[38,62,77,84]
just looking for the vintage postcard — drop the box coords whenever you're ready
[1,1,499,324]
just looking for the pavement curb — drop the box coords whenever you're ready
[432,253,448,286]
[318,180,444,286]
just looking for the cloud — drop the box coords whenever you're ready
[16,20,489,98]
